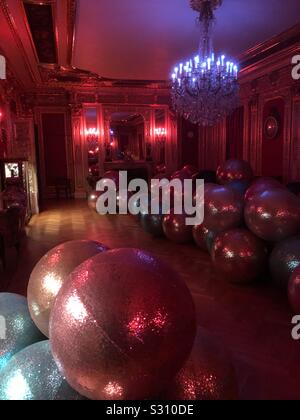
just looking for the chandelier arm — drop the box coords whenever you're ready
[171,1,239,126]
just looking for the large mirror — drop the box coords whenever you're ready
[109,113,145,162]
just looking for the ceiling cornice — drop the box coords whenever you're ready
[0,0,37,85]
[239,23,300,69]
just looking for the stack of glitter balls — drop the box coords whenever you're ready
[0,241,238,400]
[138,159,300,311]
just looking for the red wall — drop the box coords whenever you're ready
[42,113,67,186]
[0,128,7,158]
[226,107,244,160]
[261,98,284,179]
[180,118,199,168]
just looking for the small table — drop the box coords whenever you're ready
[103,161,155,183]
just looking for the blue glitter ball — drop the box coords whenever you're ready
[0,341,85,400]
[0,293,44,371]
[270,236,300,289]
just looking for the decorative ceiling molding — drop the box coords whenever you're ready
[0,0,37,84]
[38,64,108,85]
[23,0,57,64]
[67,0,77,65]
[37,63,170,92]
[239,23,300,69]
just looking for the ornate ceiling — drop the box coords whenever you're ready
[73,0,300,80]
[0,0,299,89]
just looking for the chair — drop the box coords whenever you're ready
[55,178,73,200]
[0,207,23,269]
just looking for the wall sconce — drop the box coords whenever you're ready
[154,128,167,144]
[85,128,100,137]
[86,128,99,146]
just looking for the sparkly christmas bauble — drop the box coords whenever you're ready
[163,329,238,400]
[0,294,44,371]
[216,159,254,185]
[156,164,167,174]
[204,185,244,234]
[288,267,300,314]
[129,193,150,220]
[212,229,268,284]
[0,341,84,400]
[50,249,196,400]
[152,173,168,181]
[192,224,216,254]
[87,190,101,211]
[245,189,300,242]
[245,178,285,202]
[270,236,300,289]
[163,212,193,244]
[171,170,192,182]
[227,180,251,197]
[28,240,108,337]
[140,202,164,237]
[182,165,199,177]
[160,178,193,210]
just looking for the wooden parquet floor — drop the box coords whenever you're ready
[1,199,299,400]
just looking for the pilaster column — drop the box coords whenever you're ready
[70,104,86,198]
[248,94,260,174]
[282,89,293,182]
[165,111,178,174]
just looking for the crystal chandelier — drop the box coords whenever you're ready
[171,0,239,126]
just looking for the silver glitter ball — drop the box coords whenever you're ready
[0,341,85,400]
[0,293,44,370]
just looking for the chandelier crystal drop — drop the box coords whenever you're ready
[171,0,239,127]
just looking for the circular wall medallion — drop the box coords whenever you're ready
[264,116,279,139]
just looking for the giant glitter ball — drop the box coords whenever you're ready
[216,159,254,185]
[212,229,268,284]
[163,329,238,400]
[171,170,192,182]
[182,165,199,177]
[203,184,244,234]
[0,341,84,400]
[50,248,196,400]
[163,212,193,244]
[140,201,164,238]
[227,179,251,197]
[27,240,108,337]
[193,224,216,254]
[288,267,300,314]
[245,177,285,202]
[270,236,300,289]
[245,189,300,242]
[0,293,44,371]
[102,170,120,189]
[87,190,101,211]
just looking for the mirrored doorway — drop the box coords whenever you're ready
[109,113,145,162]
